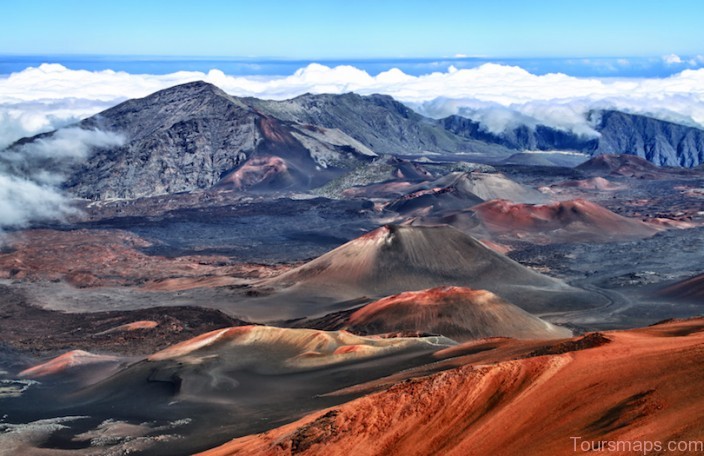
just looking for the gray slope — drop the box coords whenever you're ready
[260,224,604,315]
[247,92,513,157]
[443,110,704,167]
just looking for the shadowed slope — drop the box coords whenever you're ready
[658,273,704,301]
[201,319,704,456]
[387,171,547,217]
[69,325,454,407]
[7,325,454,456]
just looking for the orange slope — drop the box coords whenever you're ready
[201,319,704,456]
[472,198,660,243]
[344,286,571,341]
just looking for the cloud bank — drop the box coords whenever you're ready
[0,128,124,232]
[2,62,704,145]
[0,173,78,231]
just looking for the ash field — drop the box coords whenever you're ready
[1,82,704,455]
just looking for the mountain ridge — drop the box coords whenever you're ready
[443,109,704,167]
[7,81,704,201]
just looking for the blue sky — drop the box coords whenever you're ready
[2,0,703,59]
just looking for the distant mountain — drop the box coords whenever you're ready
[63,81,383,199]
[9,82,704,201]
[443,114,593,152]
[443,110,704,167]
[247,92,510,157]
[594,111,704,167]
[9,82,511,200]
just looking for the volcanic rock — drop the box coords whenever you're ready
[339,286,571,341]
[471,198,660,243]
[260,225,603,313]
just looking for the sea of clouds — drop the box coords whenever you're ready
[3,61,704,148]
[1,61,704,231]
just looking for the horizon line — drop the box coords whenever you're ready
[0,53,684,62]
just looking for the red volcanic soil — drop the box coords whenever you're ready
[217,155,290,190]
[94,320,159,335]
[658,273,704,301]
[472,198,660,243]
[0,229,288,288]
[342,287,570,341]
[19,350,120,378]
[200,318,704,456]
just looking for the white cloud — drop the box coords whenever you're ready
[688,55,704,66]
[0,173,78,231]
[2,61,704,144]
[5,127,124,161]
[663,54,683,65]
[0,99,117,149]
[0,128,124,231]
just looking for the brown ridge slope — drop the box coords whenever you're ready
[260,225,602,314]
[340,286,571,341]
[576,154,662,178]
[146,325,452,373]
[0,229,286,288]
[0,284,249,355]
[472,198,660,243]
[18,350,121,378]
[429,171,548,203]
[200,318,704,456]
